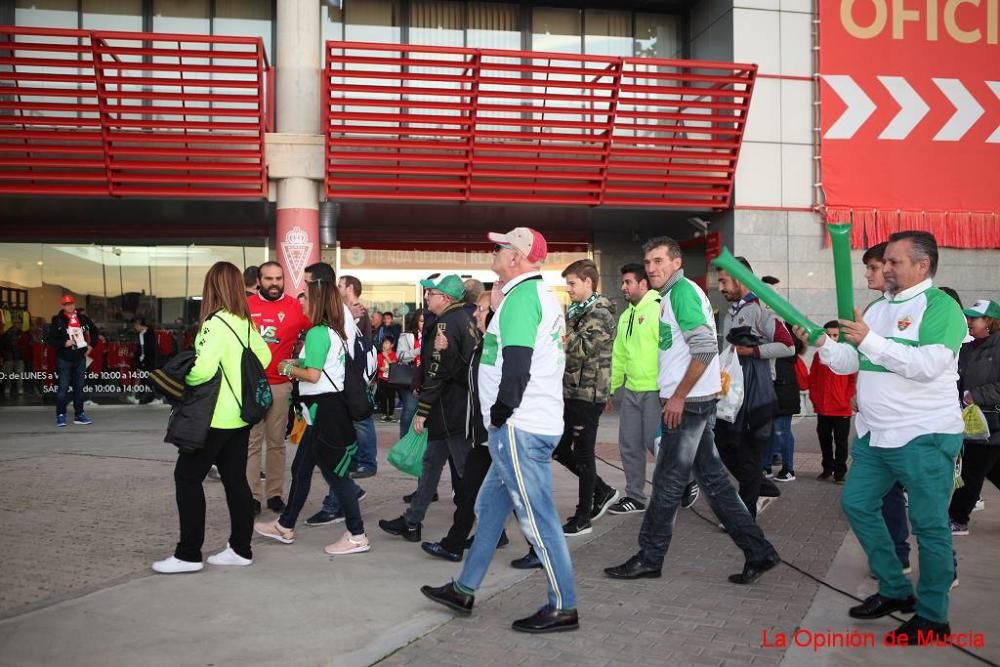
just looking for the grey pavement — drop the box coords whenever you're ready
[0,406,997,667]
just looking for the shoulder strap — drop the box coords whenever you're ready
[220,366,242,410]
[210,312,249,350]
[206,312,245,408]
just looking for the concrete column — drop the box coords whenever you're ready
[274,0,322,296]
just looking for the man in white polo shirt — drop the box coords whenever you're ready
[420,227,579,634]
[795,230,965,644]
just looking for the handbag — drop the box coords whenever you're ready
[387,362,416,388]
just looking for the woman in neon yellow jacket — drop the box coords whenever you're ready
[153,261,270,575]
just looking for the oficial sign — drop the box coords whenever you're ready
[820,0,1000,216]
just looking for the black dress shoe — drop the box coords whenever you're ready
[466,530,509,550]
[349,466,376,480]
[604,554,662,580]
[420,582,474,616]
[849,593,917,619]
[883,614,950,645]
[512,605,579,634]
[728,552,781,584]
[421,541,462,563]
[511,549,542,570]
[266,496,286,512]
[379,516,422,542]
[403,491,438,503]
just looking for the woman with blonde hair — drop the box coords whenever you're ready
[153,261,271,574]
[255,265,370,555]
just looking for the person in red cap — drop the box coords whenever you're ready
[47,294,100,427]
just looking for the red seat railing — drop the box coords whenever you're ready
[324,41,756,209]
[0,26,271,198]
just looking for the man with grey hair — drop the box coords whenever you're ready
[794,230,966,644]
[605,236,779,585]
[463,278,485,318]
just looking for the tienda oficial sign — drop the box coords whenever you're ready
[819,0,1000,247]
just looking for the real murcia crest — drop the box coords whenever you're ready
[897,315,913,331]
[281,226,313,292]
[278,311,286,323]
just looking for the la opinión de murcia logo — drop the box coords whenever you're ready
[762,628,986,650]
[281,226,313,292]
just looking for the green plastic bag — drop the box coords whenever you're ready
[388,427,428,477]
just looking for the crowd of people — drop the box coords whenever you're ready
[134,226,996,643]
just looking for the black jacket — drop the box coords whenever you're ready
[136,327,157,371]
[156,351,222,452]
[959,333,1000,445]
[416,303,480,439]
[47,310,99,363]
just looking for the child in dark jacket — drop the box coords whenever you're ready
[376,338,398,421]
[809,321,857,482]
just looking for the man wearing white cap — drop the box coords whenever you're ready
[421,227,579,634]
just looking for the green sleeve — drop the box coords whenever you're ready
[302,326,332,369]
[670,280,708,332]
[919,290,967,353]
[185,319,223,386]
[610,311,626,391]
[499,283,541,348]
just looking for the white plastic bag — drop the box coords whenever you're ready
[716,346,745,423]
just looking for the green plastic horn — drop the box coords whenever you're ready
[711,247,826,344]
[827,223,856,341]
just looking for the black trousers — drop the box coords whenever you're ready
[817,414,851,478]
[716,419,774,518]
[553,399,610,520]
[174,426,253,562]
[377,380,395,417]
[440,444,493,554]
[950,442,1000,524]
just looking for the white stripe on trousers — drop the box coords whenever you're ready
[507,423,563,610]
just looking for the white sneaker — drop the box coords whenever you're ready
[152,556,204,574]
[207,465,221,481]
[207,546,252,566]
[973,498,985,512]
[756,496,776,515]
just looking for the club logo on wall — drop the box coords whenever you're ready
[281,226,313,291]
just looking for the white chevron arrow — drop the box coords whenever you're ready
[933,78,984,141]
[877,76,929,139]
[823,75,876,139]
[988,81,1000,143]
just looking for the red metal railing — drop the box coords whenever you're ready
[0,26,271,198]
[324,42,756,209]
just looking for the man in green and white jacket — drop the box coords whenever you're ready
[796,231,965,644]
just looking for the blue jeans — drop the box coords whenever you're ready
[56,356,87,416]
[768,415,794,472]
[321,419,370,514]
[639,400,776,568]
[354,416,378,471]
[398,389,418,437]
[882,482,911,567]
[457,424,577,611]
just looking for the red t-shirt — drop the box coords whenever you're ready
[248,293,311,385]
[377,351,397,382]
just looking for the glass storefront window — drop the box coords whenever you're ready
[584,9,632,57]
[81,0,143,31]
[0,243,266,406]
[344,0,401,43]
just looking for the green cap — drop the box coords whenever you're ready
[963,299,1000,319]
[420,274,465,300]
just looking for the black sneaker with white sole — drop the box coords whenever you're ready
[774,470,796,482]
[681,482,700,509]
[305,510,345,526]
[608,497,646,515]
[563,516,593,536]
[591,486,620,521]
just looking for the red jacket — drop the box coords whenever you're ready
[808,354,856,417]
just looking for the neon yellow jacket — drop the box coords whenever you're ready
[186,310,271,429]
[611,289,661,393]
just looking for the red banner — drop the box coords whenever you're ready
[820,0,1000,246]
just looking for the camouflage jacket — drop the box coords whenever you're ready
[563,294,616,403]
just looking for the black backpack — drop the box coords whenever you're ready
[322,326,375,423]
[212,313,273,425]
